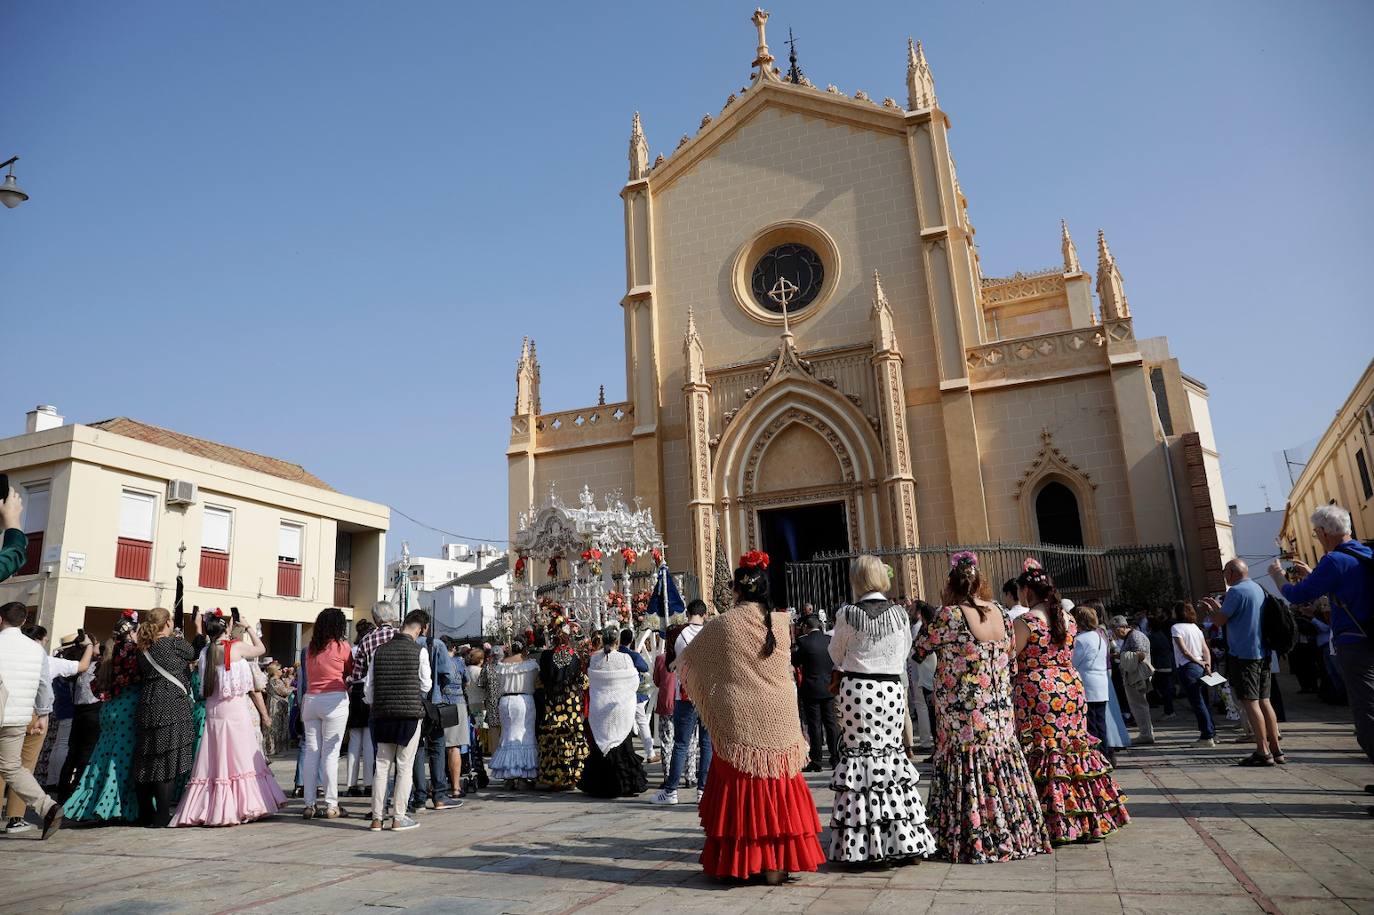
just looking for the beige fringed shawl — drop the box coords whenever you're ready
[678,602,807,779]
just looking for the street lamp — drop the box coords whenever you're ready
[0,156,29,209]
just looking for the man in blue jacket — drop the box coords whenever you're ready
[1271,505,1373,788]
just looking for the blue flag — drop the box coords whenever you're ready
[648,562,686,635]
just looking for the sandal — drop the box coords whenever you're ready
[1237,752,1275,767]
[1272,753,1288,765]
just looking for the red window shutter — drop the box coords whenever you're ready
[115,537,153,581]
[278,561,302,598]
[17,531,43,576]
[200,549,229,590]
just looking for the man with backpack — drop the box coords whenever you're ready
[1205,559,1282,766]
[1271,505,1374,784]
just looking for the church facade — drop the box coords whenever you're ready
[508,11,1233,602]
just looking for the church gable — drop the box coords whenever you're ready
[652,102,927,376]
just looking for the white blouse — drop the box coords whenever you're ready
[828,593,913,676]
[496,657,540,695]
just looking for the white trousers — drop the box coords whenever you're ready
[635,699,654,757]
[347,727,374,786]
[372,725,422,821]
[301,691,349,810]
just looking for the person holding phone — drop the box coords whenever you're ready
[0,479,28,585]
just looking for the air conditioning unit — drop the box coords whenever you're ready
[166,479,198,506]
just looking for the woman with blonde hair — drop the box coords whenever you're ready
[133,607,196,827]
[826,554,934,866]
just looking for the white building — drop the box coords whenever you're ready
[384,542,509,639]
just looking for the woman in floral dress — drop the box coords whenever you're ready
[536,629,588,789]
[914,552,1049,863]
[1011,559,1129,844]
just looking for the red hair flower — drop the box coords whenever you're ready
[740,550,770,571]
[121,609,136,620]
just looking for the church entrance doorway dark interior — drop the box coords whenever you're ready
[758,501,850,609]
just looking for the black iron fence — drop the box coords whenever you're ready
[785,541,1179,614]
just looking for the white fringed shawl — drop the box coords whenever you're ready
[587,650,639,755]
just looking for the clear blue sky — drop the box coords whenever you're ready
[5,1,1371,559]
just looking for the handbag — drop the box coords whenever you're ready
[423,639,461,733]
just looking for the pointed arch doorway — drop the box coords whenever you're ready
[757,500,851,608]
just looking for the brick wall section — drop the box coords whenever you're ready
[1181,431,1225,593]
[532,445,636,510]
[972,375,1136,547]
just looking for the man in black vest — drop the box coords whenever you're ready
[792,614,839,772]
[365,609,431,831]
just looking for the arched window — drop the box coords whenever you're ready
[1035,481,1085,547]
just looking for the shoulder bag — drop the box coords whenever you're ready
[142,649,191,698]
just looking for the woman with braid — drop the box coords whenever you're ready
[677,552,824,884]
[1011,558,1129,844]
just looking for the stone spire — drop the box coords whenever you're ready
[1096,229,1131,320]
[1061,219,1082,274]
[906,38,937,110]
[515,336,541,415]
[684,306,706,385]
[628,112,649,181]
[750,8,781,83]
[872,270,898,353]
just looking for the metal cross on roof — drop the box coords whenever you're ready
[769,275,798,335]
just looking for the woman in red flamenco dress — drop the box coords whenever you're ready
[677,553,825,884]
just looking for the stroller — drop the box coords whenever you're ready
[461,716,489,793]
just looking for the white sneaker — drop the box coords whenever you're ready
[1194,737,1217,748]
[651,788,679,806]
[391,815,420,831]
[5,818,34,834]
[695,788,704,804]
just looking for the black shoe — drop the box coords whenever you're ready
[346,786,362,798]
[1365,785,1374,795]
[41,804,64,840]
[291,786,304,799]
[803,761,822,773]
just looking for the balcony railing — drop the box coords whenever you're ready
[115,537,153,581]
[278,561,302,598]
[199,549,229,590]
[334,571,351,608]
[18,531,43,576]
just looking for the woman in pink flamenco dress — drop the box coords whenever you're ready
[171,613,287,826]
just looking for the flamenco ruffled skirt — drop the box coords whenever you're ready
[65,688,141,823]
[170,693,286,827]
[697,757,825,880]
[925,738,1051,864]
[490,693,538,781]
[829,676,936,863]
[578,732,648,798]
[1021,734,1130,844]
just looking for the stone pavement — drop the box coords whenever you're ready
[3,681,1373,915]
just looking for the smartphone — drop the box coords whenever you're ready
[0,473,9,501]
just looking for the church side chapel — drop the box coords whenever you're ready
[508,9,1233,604]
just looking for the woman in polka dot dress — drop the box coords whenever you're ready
[827,555,935,867]
[65,613,144,823]
[914,552,1050,863]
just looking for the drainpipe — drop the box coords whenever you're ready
[1161,440,1192,592]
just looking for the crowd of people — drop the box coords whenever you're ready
[0,483,1370,883]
